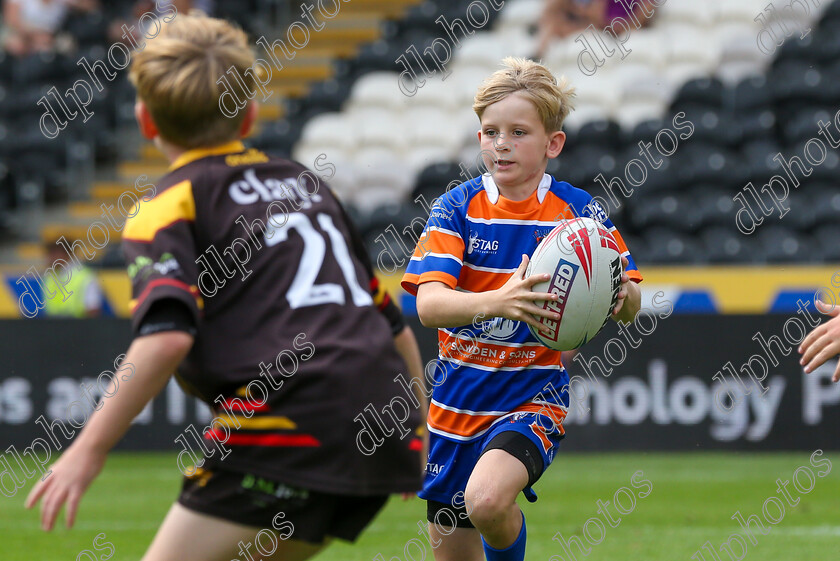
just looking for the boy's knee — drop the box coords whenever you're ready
[463,484,508,529]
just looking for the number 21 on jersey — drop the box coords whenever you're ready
[265,212,373,309]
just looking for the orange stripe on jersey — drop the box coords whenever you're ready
[428,401,567,439]
[467,189,577,222]
[458,266,511,293]
[402,270,459,293]
[123,180,195,243]
[413,229,465,260]
[439,335,562,370]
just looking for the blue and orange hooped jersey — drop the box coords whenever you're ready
[401,174,642,442]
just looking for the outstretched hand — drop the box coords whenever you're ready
[799,300,840,382]
[25,444,106,531]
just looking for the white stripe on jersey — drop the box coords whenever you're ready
[409,252,463,265]
[439,327,545,348]
[426,226,462,239]
[439,356,565,373]
[466,216,560,226]
[430,398,509,416]
[463,262,516,274]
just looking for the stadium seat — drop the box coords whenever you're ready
[672,77,726,113]
[758,226,814,263]
[300,112,356,154]
[348,72,410,112]
[701,226,762,263]
[353,110,408,151]
[615,66,672,130]
[62,11,109,48]
[659,0,716,30]
[736,109,776,146]
[779,108,834,146]
[12,52,62,85]
[456,34,531,70]
[664,27,722,86]
[693,190,737,229]
[629,192,700,233]
[783,191,816,233]
[570,119,623,152]
[642,227,705,264]
[717,35,771,85]
[495,0,541,35]
[412,161,463,201]
[812,224,840,261]
[687,109,742,149]
[730,75,773,113]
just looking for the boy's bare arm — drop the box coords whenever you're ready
[26,331,193,530]
[415,255,560,332]
[611,256,642,324]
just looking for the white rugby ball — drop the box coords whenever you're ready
[525,217,623,351]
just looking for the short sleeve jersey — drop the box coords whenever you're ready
[122,142,421,495]
[401,174,642,443]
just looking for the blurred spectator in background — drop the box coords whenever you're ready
[537,0,658,58]
[2,0,97,56]
[108,0,212,45]
[42,238,103,318]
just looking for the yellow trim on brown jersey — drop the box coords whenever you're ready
[217,415,297,430]
[169,140,247,171]
[123,180,195,243]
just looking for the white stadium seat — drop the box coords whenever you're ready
[716,35,772,85]
[352,109,407,151]
[495,0,542,35]
[347,71,410,112]
[300,112,356,153]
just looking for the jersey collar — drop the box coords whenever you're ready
[481,173,553,204]
[169,141,247,171]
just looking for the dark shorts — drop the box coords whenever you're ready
[425,419,562,529]
[178,466,389,544]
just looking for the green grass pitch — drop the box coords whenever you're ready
[1,452,838,560]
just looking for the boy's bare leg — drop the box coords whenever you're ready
[142,503,326,561]
[428,525,484,561]
[464,449,529,548]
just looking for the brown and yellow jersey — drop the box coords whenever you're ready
[122,141,421,495]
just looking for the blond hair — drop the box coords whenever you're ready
[473,57,576,132]
[129,12,257,148]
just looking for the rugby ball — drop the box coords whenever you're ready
[525,217,623,351]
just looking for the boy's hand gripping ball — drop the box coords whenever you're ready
[526,217,623,351]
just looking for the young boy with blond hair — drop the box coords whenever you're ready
[27,12,427,561]
[402,57,643,561]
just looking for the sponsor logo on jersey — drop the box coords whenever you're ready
[467,233,499,255]
[426,462,445,475]
[534,228,553,244]
[478,317,519,341]
[541,259,579,342]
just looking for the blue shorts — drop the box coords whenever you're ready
[419,411,564,506]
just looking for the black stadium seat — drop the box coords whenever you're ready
[642,228,704,264]
[730,75,773,114]
[628,192,700,233]
[671,77,726,115]
[570,119,623,151]
[693,190,737,229]
[702,226,762,263]
[412,161,463,201]
[758,226,814,263]
[813,225,840,261]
